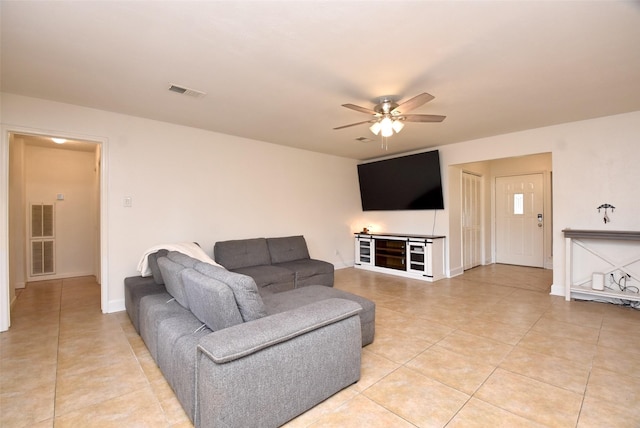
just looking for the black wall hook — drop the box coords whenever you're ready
[597,204,615,224]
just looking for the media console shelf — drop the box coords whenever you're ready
[355,233,445,282]
[563,229,640,302]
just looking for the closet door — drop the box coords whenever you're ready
[462,172,481,270]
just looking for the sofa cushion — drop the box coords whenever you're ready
[139,292,192,361]
[158,256,192,308]
[148,249,169,285]
[194,262,267,322]
[262,285,375,346]
[267,236,310,263]
[214,238,271,270]
[274,259,334,280]
[231,265,295,294]
[124,275,167,333]
[181,268,244,331]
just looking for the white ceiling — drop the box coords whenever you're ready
[2,1,640,160]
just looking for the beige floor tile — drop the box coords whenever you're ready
[54,386,168,427]
[531,316,600,344]
[435,330,513,366]
[499,346,590,394]
[54,357,149,416]
[56,335,136,377]
[137,350,167,384]
[447,397,546,427]
[476,368,582,427]
[306,394,415,428]
[592,345,640,378]
[458,317,529,346]
[475,305,544,329]
[406,345,496,394]
[518,331,597,363]
[0,334,59,364]
[365,329,433,364]
[364,366,469,427]
[0,384,55,427]
[150,377,192,425]
[542,302,605,329]
[411,305,479,328]
[1,359,57,393]
[597,328,640,355]
[586,367,640,407]
[375,308,454,343]
[6,266,640,427]
[352,348,400,392]
[577,394,640,428]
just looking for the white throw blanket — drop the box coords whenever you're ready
[136,242,223,277]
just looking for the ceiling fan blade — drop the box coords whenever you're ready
[391,93,435,114]
[333,120,375,130]
[342,103,377,115]
[401,114,446,123]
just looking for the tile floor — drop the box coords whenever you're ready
[2,265,640,427]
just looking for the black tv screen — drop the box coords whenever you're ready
[357,150,444,211]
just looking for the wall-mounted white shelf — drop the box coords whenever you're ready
[354,233,445,282]
[563,229,640,302]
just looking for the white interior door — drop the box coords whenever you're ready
[462,172,482,270]
[495,173,544,267]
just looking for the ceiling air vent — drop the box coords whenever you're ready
[355,137,373,142]
[168,84,206,98]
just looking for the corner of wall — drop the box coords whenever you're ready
[106,299,125,314]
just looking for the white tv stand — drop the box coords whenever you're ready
[354,233,445,282]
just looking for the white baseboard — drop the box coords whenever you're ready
[27,271,96,282]
[550,283,565,297]
[106,298,125,313]
[14,282,25,289]
[449,266,464,278]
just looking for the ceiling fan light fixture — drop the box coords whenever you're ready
[392,120,404,133]
[369,122,382,135]
[380,117,394,137]
[52,138,66,144]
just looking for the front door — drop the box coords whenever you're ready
[495,173,544,267]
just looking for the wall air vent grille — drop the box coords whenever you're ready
[168,84,206,98]
[30,203,55,276]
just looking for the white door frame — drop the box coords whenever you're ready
[0,125,109,332]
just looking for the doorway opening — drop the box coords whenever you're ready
[449,152,553,279]
[2,129,107,331]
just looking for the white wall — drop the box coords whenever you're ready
[1,93,362,315]
[2,92,640,320]
[360,111,640,295]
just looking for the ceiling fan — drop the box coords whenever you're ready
[334,92,446,138]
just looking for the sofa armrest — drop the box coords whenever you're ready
[197,298,361,363]
[195,298,362,428]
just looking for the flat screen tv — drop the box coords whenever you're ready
[357,150,444,211]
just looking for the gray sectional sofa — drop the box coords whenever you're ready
[124,248,375,428]
[214,235,334,294]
